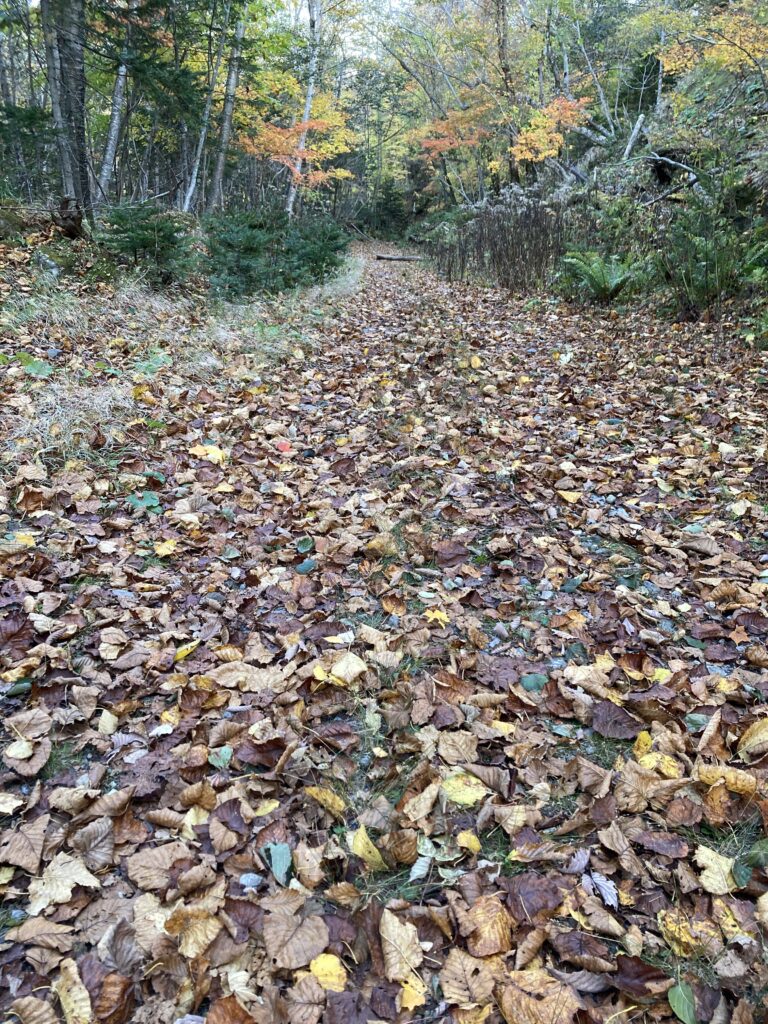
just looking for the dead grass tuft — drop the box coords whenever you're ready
[2,377,136,465]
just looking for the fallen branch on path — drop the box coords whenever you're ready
[375,253,424,262]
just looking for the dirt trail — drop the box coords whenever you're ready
[2,252,768,1021]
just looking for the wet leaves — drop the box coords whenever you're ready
[1,252,768,1021]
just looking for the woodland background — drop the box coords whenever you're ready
[0,0,766,319]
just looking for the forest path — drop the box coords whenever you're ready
[2,247,768,1019]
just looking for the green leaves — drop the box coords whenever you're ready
[668,982,697,1024]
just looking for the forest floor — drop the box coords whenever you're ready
[1,244,768,1024]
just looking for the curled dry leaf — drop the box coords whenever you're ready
[70,816,115,871]
[54,958,92,1024]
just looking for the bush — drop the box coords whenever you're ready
[560,251,635,302]
[430,194,565,292]
[206,211,348,297]
[655,204,742,317]
[101,205,196,286]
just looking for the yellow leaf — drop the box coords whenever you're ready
[632,731,653,758]
[181,805,209,839]
[491,720,515,737]
[5,738,34,760]
[330,652,367,687]
[638,752,682,778]
[188,443,228,465]
[160,706,181,726]
[154,538,177,557]
[305,786,346,819]
[425,608,449,627]
[695,846,736,895]
[253,799,280,817]
[738,718,768,762]
[457,830,481,855]
[401,975,427,1010]
[310,952,347,992]
[313,664,329,681]
[470,355,482,369]
[174,639,201,663]
[696,763,756,796]
[557,490,582,504]
[594,653,615,672]
[97,710,119,735]
[348,824,387,872]
[440,772,489,807]
[12,532,37,547]
[658,908,721,957]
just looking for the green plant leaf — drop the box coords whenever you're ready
[669,982,697,1024]
[745,839,768,868]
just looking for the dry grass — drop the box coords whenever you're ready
[1,377,136,466]
[1,251,364,466]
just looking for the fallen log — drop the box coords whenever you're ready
[375,253,424,262]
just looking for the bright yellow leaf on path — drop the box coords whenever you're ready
[310,953,347,992]
[306,786,346,818]
[189,443,228,465]
[154,538,177,557]
[174,639,201,662]
[425,608,449,627]
[348,824,387,871]
[440,772,489,807]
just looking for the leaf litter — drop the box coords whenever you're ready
[1,249,768,1023]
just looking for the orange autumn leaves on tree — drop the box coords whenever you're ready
[512,96,590,164]
[420,102,492,162]
[243,97,354,188]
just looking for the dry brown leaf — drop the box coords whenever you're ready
[54,957,92,1024]
[164,902,222,957]
[466,895,512,956]
[6,916,73,950]
[285,974,325,1024]
[497,969,583,1024]
[380,908,424,983]
[70,816,115,871]
[439,948,494,1006]
[27,851,101,915]
[0,812,49,873]
[263,912,329,969]
[9,997,60,1024]
[125,840,189,890]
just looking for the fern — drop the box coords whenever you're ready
[561,251,633,302]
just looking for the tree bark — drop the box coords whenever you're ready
[182,0,232,214]
[97,0,138,207]
[285,0,320,218]
[58,0,93,219]
[40,0,76,200]
[207,18,245,212]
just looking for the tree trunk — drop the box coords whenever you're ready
[207,19,245,212]
[285,0,320,219]
[182,0,232,214]
[40,0,76,200]
[58,0,93,219]
[97,0,137,207]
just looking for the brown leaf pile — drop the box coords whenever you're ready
[1,247,767,1024]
